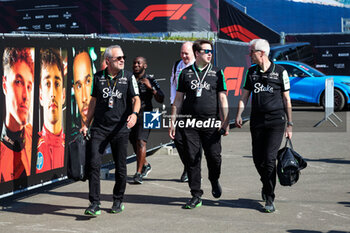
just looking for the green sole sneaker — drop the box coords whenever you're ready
[111,203,125,213]
[184,201,202,209]
[84,210,101,216]
[264,203,275,213]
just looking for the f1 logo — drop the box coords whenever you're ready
[135,4,192,21]
[220,25,260,42]
[143,111,162,129]
[224,67,245,96]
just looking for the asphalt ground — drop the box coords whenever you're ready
[0,107,350,233]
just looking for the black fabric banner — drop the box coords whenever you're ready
[215,39,251,120]
[0,0,218,34]
[218,0,280,44]
[286,34,350,75]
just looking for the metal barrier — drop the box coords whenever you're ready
[314,78,342,127]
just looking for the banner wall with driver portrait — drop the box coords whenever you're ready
[0,35,247,197]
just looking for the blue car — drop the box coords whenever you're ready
[275,61,350,111]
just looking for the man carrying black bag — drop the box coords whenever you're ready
[235,39,293,213]
[80,45,140,216]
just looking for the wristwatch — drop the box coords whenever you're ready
[132,112,139,116]
[287,121,294,126]
[218,128,226,135]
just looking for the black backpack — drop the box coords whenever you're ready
[277,138,307,186]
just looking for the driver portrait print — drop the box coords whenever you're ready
[0,47,35,183]
[36,48,67,173]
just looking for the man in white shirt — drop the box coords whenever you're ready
[170,42,195,105]
[170,41,195,182]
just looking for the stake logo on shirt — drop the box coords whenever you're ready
[191,80,210,90]
[254,83,274,94]
[102,88,123,99]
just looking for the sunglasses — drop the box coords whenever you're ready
[200,49,213,54]
[110,55,126,61]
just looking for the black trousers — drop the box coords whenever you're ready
[174,125,187,168]
[174,125,203,172]
[250,120,285,202]
[88,129,129,204]
[182,127,222,198]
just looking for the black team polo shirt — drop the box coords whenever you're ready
[177,63,227,120]
[243,61,290,122]
[91,68,139,133]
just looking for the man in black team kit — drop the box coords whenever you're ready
[130,56,164,184]
[235,39,293,213]
[81,45,140,216]
[169,39,229,209]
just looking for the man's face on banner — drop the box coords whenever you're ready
[40,64,65,127]
[3,61,34,128]
[73,52,92,124]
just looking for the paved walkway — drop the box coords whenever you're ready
[1,108,350,233]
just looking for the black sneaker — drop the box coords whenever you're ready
[180,170,188,182]
[84,202,101,216]
[264,200,275,213]
[141,163,152,177]
[133,172,143,184]
[184,196,202,209]
[211,180,222,198]
[111,200,125,214]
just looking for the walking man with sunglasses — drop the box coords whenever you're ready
[235,39,293,213]
[169,39,229,209]
[81,45,140,216]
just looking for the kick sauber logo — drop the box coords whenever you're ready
[135,4,192,21]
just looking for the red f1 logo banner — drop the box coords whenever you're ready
[0,0,218,34]
[224,67,244,96]
[220,25,259,43]
[135,4,193,21]
[218,0,280,43]
[132,1,217,32]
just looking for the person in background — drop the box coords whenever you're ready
[170,41,196,182]
[235,38,293,213]
[130,56,164,184]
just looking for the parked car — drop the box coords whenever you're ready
[275,61,350,111]
[270,42,315,66]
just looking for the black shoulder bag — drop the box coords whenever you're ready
[277,138,307,186]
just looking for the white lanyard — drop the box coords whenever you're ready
[193,63,211,97]
[193,63,211,86]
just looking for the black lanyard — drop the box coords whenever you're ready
[104,69,124,96]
